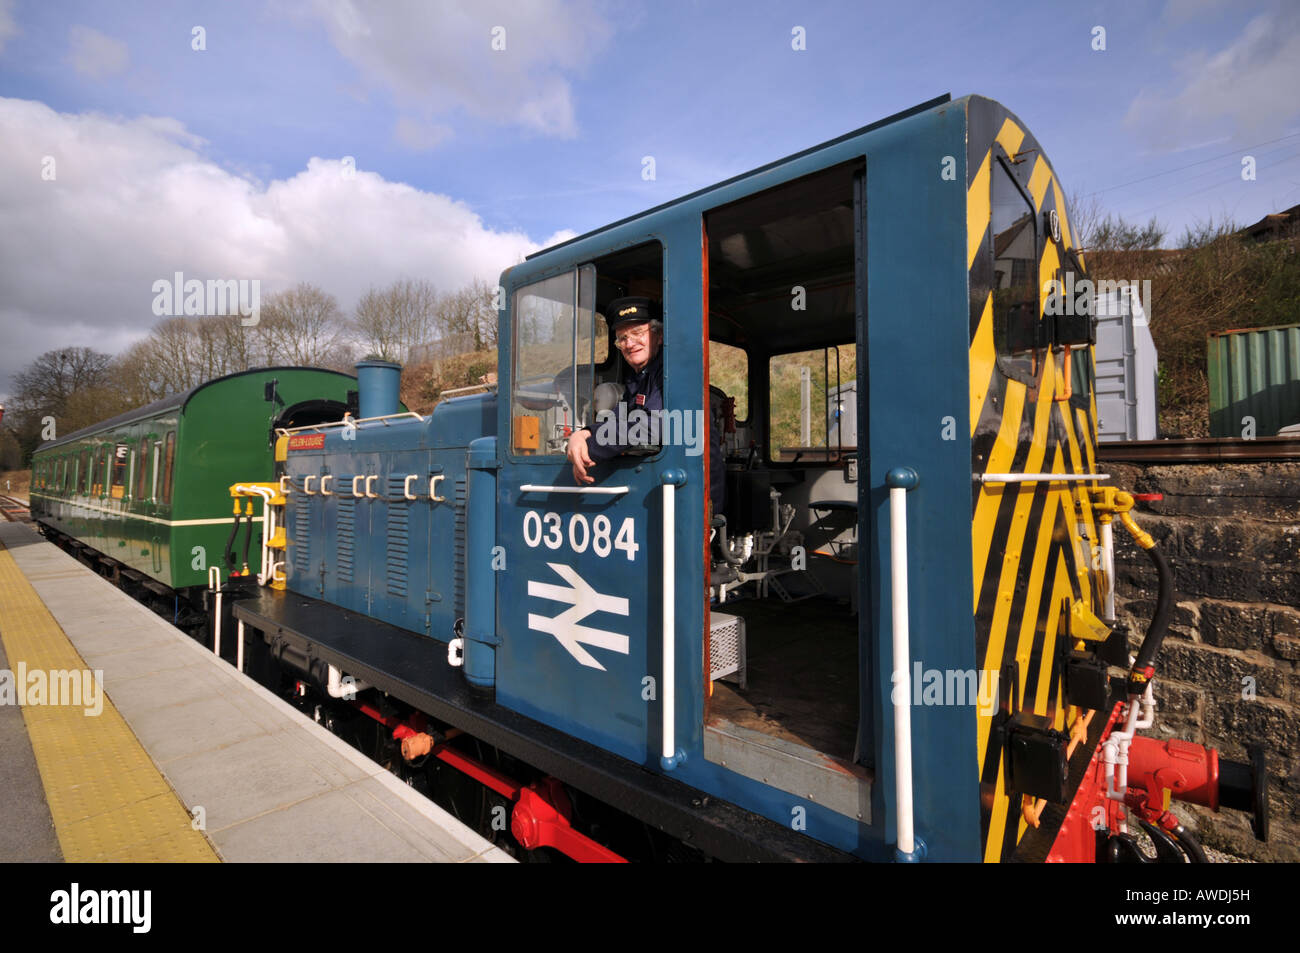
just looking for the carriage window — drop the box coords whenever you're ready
[152,441,161,501]
[710,341,748,422]
[96,446,109,496]
[991,159,1044,384]
[769,345,855,462]
[511,265,597,456]
[110,443,130,498]
[162,432,176,504]
[80,449,89,492]
[136,437,150,499]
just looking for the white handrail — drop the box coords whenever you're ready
[279,475,291,495]
[889,483,914,857]
[352,476,364,498]
[1100,519,1116,622]
[276,411,425,437]
[518,484,630,495]
[886,466,921,861]
[430,475,446,502]
[303,475,317,495]
[208,566,222,660]
[320,474,333,496]
[440,383,495,397]
[365,475,378,499]
[980,473,1109,484]
[404,474,417,500]
[661,480,676,768]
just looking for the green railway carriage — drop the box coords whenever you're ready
[30,367,356,594]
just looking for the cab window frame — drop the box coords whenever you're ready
[507,239,667,464]
[989,151,1045,387]
[765,340,856,465]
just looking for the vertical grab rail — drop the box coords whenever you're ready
[886,467,924,862]
[660,470,686,770]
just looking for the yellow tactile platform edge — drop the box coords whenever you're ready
[0,537,219,862]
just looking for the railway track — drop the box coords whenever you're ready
[0,494,32,522]
[1097,436,1300,464]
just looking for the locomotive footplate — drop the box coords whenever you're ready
[232,587,854,863]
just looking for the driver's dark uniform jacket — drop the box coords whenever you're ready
[580,349,725,512]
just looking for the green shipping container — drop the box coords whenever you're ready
[1207,323,1300,437]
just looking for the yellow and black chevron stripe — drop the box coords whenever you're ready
[965,100,1103,862]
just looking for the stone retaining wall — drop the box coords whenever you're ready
[1105,461,1299,861]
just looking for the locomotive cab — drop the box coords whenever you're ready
[494,155,874,835]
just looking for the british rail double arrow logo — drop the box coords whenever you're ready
[527,563,630,670]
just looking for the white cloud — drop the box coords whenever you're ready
[67,25,130,79]
[1125,6,1300,146]
[0,0,18,55]
[308,0,615,139]
[0,97,550,394]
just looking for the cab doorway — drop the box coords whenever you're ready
[701,159,871,817]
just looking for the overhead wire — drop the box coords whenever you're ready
[1129,147,1300,220]
[1082,130,1300,198]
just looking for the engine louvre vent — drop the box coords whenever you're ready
[453,475,467,617]
[386,474,409,597]
[293,495,311,573]
[337,479,355,583]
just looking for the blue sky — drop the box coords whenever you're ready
[2,0,1298,398]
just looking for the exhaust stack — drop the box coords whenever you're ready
[354,360,402,419]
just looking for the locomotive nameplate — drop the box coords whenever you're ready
[288,434,327,451]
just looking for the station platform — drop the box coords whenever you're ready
[0,521,513,863]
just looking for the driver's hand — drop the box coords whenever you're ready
[567,429,595,484]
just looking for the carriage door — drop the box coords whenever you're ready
[495,257,677,766]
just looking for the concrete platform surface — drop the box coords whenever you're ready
[0,522,513,863]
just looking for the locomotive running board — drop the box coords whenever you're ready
[232,588,856,863]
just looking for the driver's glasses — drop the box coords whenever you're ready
[614,326,651,349]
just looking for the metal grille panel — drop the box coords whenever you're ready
[453,476,467,617]
[337,482,354,583]
[293,496,311,572]
[709,612,746,688]
[386,474,409,597]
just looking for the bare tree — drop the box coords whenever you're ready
[8,348,114,452]
[438,277,499,350]
[351,279,440,364]
[111,339,170,407]
[260,283,348,367]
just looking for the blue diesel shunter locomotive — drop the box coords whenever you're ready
[229,94,1266,863]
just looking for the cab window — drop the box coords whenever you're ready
[710,341,748,423]
[768,345,855,462]
[991,158,1044,384]
[511,265,597,456]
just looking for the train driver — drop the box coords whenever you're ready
[565,297,725,513]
